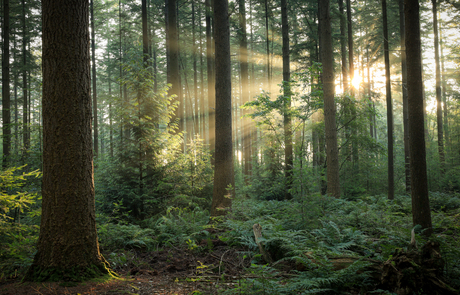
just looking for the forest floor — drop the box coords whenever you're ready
[0,244,249,295]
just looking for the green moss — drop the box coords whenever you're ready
[24,262,114,283]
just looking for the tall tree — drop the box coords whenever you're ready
[211,0,234,217]
[166,0,180,133]
[22,0,30,153]
[91,0,98,157]
[2,0,11,167]
[399,0,410,194]
[281,0,292,200]
[404,0,433,236]
[319,0,340,198]
[382,0,394,200]
[264,0,271,91]
[432,0,445,170]
[346,0,353,94]
[239,0,251,180]
[26,0,109,280]
[339,0,348,92]
[206,0,215,151]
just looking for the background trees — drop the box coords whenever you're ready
[3,0,460,282]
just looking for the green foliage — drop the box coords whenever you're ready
[97,223,157,252]
[0,166,41,222]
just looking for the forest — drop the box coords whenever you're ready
[1,0,460,294]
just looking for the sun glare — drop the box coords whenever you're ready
[351,74,361,90]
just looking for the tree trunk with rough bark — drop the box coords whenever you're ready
[319,0,340,198]
[404,0,433,236]
[211,0,234,217]
[25,0,109,281]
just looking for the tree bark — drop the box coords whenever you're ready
[281,0,292,200]
[91,0,98,158]
[166,0,180,133]
[2,0,10,167]
[239,0,251,181]
[382,0,394,200]
[432,0,445,171]
[206,0,215,152]
[404,0,433,236]
[211,0,234,217]
[26,0,108,280]
[22,0,29,153]
[319,0,340,198]
[399,0,410,194]
[339,0,348,93]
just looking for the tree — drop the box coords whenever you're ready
[2,0,11,168]
[432,0,445,171]
[382,0,394,200]
[319,0,340,198]
[239,0,251,180]
[211,0,234,217]
[404,0,433,236]
[166,0,180,132]
[399,0,410,194]
[91,0,98,157]
[281,0,292,200]
[25,0,109,280]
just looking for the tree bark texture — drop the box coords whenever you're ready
[166,0,180,133]
[382,0,394,200]
[432,0,445,170]
[211,0,234,217]
[91,0,98,158]
[319,0,340,198]
[206,0,215,152]
[2,0,10,167]
[239,0,251,180]
[404,0,433,236]
[26,0,108,280]
[281,0,292,200]
[399,0,411,194]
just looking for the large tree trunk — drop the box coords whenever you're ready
[211,0,234,217]
[432,0,445,171]
[26,0,108,281]
[281,0,292,200]
[404,0,433,236]
[399,0,410,194]
[319,0,340,198]
[382,0,394,200]
[2,0,11,167]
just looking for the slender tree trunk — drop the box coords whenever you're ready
[22,0,29,153]
[432,0,445,171]
[264,0,270,91]
[91,0,98,158]
[382,0,394,200]
[399,0,410,194]
[339,0,348,93]
[319,0,340,198]
[2,0,10,167]
[166,0,180,133]
[206,0,215,151]
[211,0,234,217]
[281,0,292,200]
[439,17,448,148]
[26,0,108,280]
[239,0,251,180]
[192,2,199,139]
[404,0,433,236]
[346,0,353,94]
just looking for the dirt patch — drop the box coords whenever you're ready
[0,245,249,295]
